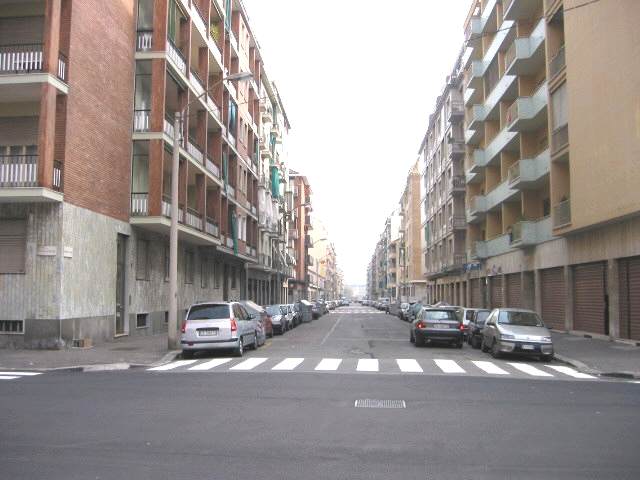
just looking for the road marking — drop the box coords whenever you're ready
[0,376,20,380]
[188,358,233,371]
[320,316,342,345]
[315,358,342,371]
[148,360,197,371]
[272,358,304,371]
[472,361,510,375]
[356,359,379,372]
[434,359,466,374]
[396,359,423,373]
[508,362,554,377]
[545,365,595,379]
[229,357,268,371]
[0,371,42,376]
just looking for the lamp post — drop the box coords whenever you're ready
[168,71,253,350]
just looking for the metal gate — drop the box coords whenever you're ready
[541,267,565,330]
[619,256,640,340]
[573,262,607,335]
[506,273,522,308]
[490,276,503,309]
[470,278,482,307]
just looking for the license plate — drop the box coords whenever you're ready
[197,329,218,337]
[521,344,535,350]
[435,324,451,329]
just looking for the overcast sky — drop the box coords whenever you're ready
[244,0,471,285]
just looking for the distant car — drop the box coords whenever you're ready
[181,302,259,358]
[266,304,288,334]
[281,304,295,329]
[398,302,410,320]
[455,307,480,339]
[289,303,301,326]
[239,300,272,342]
[312,302,322,319]
[407,302,423,323]
[481,308,554,361]
[410,307,464,348]
[467,309,491,349]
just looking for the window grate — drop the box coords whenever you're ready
[0,320,24,334]
[354,399,406,409]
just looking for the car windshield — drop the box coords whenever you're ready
[424,310,457,321]
[498,311,544,327]
[187,304,230,320]
[265,305,281,316]
[476,311,491,323]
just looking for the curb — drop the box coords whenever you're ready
[554,353,640,379]
[147,350,181,368]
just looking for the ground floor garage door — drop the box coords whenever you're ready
[490,276,504,309]
[470,278,482,308]
[574,262,607,335]
[541,267,565,330]
[506,273,522,308]
[619,256,640,341]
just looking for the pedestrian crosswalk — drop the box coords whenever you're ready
[332,310,385,315]
[147,357,598,381]
[0,371,43,381]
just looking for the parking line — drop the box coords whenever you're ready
[434,359,466,374]
[0,376,20,380]
[188,358,233,371]
[315,358,343,371]
[272,358,305,371]
[545,365,595,379]
[396,359,423,373]
[356,359,379,372]
[0,372,42,376]
[229,357,268,371]
[472,361,510,375]
[148,360,198,371]
[508,363,554,377]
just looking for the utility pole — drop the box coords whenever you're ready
[168,111,181,350]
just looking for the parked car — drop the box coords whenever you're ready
[239,300,272,342]
[181,302,259,358]
[409,307,464,348]
[467,309,491,349]
[281,304,295,329]
[455,307,480,339]
[407,301,424,323]
[398,302,410,320]
[289,303,302,327]
[481,308,554,361]
[266,304,288,334]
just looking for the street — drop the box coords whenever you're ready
[2,306,639,480]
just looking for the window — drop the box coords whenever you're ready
[551,82,568,129]
[231,267,237,289]
[136,313,149,328]
[136,239,149,280]
[136,0,153,30]
[0,219,26,274]
[185,250,194,284]
[164,311,169,324]
[201,257,208,288]
[0,319,24,334]
[228,99,238,136]
[188,304,230,320]
[168,0,178,43]
[214,262,221,288]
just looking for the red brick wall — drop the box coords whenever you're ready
[63,0,135,222]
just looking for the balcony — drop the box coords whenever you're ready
[474,234,511,259]
[166,39,186,75]
[549,46,565,81]
[130,192,148,215]
[207,95,221,120]
[0,43,68,90]
[133,109,151,132]
[205,217,220,237]
[483,74,518,122]
[449,141,465,160]
[506,82,548,132]
[553,199,571,228]
[466,60,484,91]
[226,184,235,198]
[450,215,467,230]
[226,78,237,99]
[136,30,153,52]
[505,19,546,76]
[187,138,204,163]
[447,101,464,123]
[185,207,203,230]
[467,104,485,131]
[504,0,540,21]
[205,156,220,177]
[510,216,554,248]
[507,149,550,189]
[467,195,487,223]
[0,154,63,202]
[472,127,519,171]
[551,124,569,154]
[260,102,273,123]
[450,175,466,195]
[189,69,205,98]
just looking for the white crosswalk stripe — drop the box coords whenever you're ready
[508,362,554,377]
[229,357,268,371]
[472,361,510,375]
[148,360,197,371]
[187,358,233,371]
[545,365,595,379]
[0,371,43,381]
[272,358,304,371]
[396,359,423,373]
[356,359,379,372]
[315,358,342,371]
[0,375,20,380]
[434,359,466,374]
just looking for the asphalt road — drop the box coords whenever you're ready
[1,306,639,479]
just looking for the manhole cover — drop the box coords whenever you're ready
[354,399,406,409]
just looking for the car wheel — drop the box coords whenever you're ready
[253,331,259,349]
[472,336,481,349]
[415,332,425,347]
[234,337,244,357]
[182,350,194,359]
[491,340,501,359]
[540,354,554,362]
[481,337,490,353]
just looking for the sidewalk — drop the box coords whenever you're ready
[553,332,640,379]
[0,334,179,372]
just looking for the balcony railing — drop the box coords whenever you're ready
[552,124,569,153]
[161,196,184,222]
[506,100,518,126]
[187,138,204,162]
[133,109,151,132]
[505,40,516,70]
[451,175,465,193]
[136,30,153,52]
[57,52,67,81]
[508,161,521,183]
[166,38,186,74]
[131,192,149,216]
[207,96,221,119]
[450,215,467,229]
[0,154,38,187]
[227,132,236,147]
[549,45,565,79]
[186,207,203,230]
[206,156,220,177]
[53,161,62,190]
[553,199,571,228]
[227,184,235,197]
[205,217,219,237]
[0,43,43,74]
[189,69,205,97]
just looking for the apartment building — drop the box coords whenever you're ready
[0,0,292,348]
[288,170,312,301]
[456,0,640,340]
[399,163,426,302]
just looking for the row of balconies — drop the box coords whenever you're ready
[0,43,68,82]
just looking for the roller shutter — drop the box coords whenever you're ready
[470,278,482,308]
[573,262,607,335]
[506,273,522,308]
[0,219,26,273]
[490,276,503,309]
[541,267,565,330]
[619,256,640,341]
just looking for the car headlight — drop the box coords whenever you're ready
[541,336,552,342]
[501,334,515,340]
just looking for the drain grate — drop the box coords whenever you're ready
[354,399,406,409]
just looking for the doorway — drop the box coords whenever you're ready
[115,234,127,336]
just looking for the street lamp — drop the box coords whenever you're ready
[168,71,253,350]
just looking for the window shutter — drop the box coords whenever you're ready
[0,219,27,273]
